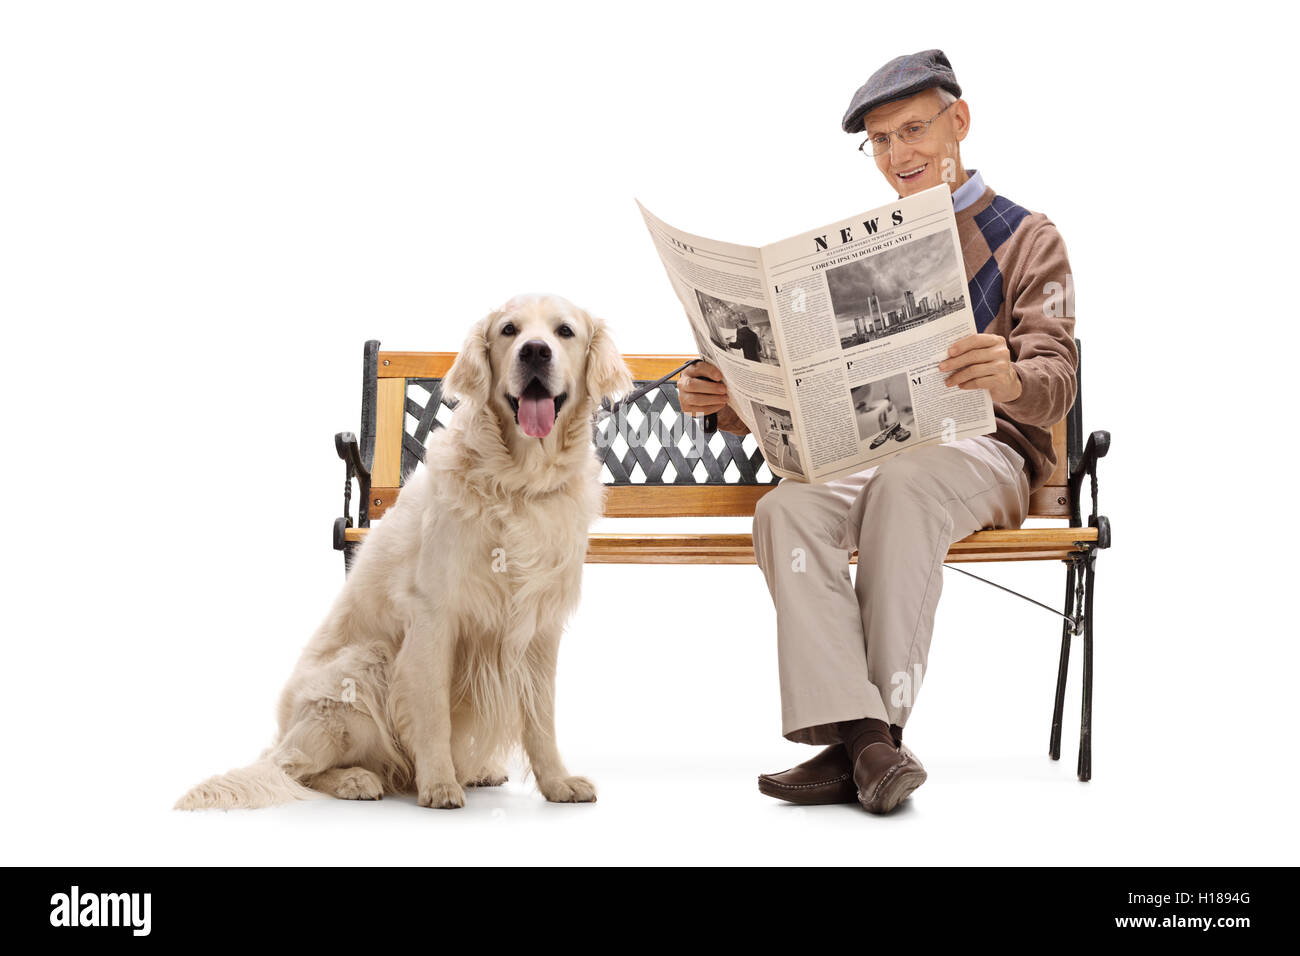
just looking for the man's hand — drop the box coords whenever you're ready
[678,360,732,415]
[938,333,1023,404]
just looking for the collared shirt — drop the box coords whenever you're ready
[951,168,985,213]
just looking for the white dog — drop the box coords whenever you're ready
[177,293,633,810]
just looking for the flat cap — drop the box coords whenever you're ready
[841,49,962,134]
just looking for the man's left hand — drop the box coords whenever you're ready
[938,333,1022,403]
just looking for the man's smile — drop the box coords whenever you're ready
[895,163,928,183]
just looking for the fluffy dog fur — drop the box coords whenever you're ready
[177,293,633,810]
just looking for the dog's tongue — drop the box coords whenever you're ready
[517,383,555,438]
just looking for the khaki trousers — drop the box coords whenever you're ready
[752,435,1030,744]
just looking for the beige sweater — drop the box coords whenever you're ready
[714,184,1077,494]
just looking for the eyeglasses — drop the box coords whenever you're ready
[858,100,956,157]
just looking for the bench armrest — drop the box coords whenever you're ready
[333,431,372,552]
[1068,429,1111,548]
[335,431,370,482]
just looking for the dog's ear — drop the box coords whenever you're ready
[584,313,634,405]
[443,311,497,409]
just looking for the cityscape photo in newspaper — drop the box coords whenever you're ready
[637,184,995,483]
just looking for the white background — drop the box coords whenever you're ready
[2,0,1296,865]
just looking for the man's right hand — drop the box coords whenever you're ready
[678,360,732,416]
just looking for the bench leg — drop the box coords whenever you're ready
[1077,551,1096,782]
[1049,558,1079,761]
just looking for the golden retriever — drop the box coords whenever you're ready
[176,293,633,810]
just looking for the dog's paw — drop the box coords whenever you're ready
[539,775,597,804]
[466,769,509,788]
[333,768,384,801]
[418,781,466,809]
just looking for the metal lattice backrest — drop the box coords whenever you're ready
[397,377,778,487]
[360,346,1075,521]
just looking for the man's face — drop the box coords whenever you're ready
[864,89,970,197]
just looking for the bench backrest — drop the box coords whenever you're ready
[355,341,1083,523]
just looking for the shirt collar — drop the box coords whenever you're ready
[950,168,984,213]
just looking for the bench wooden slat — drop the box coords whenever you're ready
[370,483,1070,521]
[584,549,1083,565]
[1029,485,1069,518]
[376,352,711,381]
[378,352,457,379]
[1045,418,1069,487]
[602,485,772,517]
[371,380,406,487]
[341,526,1097,565]
[600,483,1071,520]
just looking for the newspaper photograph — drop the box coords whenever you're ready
[637,184,995,483]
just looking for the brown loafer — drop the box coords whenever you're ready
[758,744,857,805]
[852,742,927,814]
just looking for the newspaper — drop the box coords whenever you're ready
[637,184,995,483]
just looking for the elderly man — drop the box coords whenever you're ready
[679,49,1077,814]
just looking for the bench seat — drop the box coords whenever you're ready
[342,526,1099,564]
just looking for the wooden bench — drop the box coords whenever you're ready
[332,340,1111,780]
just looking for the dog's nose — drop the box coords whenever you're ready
[519,339,552,369]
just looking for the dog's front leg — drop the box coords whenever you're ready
[392,607,464,809]
[522,630,596,804]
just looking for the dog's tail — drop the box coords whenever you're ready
[174,756,321,810]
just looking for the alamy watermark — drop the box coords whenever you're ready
[50,886,151,936]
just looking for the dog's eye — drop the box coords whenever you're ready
[501,322,517,336]
[556,324,574,338]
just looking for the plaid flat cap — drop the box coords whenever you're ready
[841,49,962,134]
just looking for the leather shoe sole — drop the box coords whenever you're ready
[855,744,927,814]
